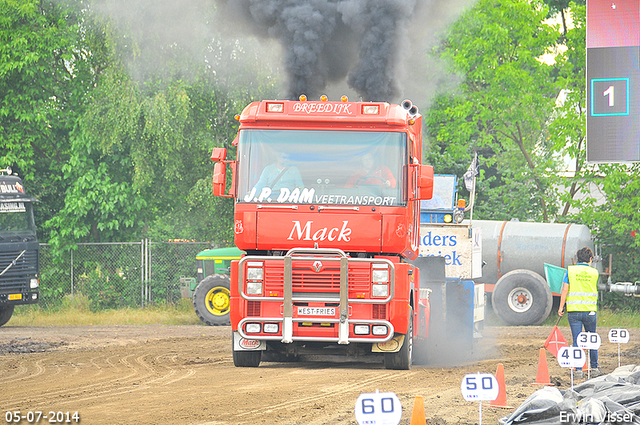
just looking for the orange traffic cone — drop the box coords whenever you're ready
[532,348,552,385]
[409,395,426,425]
[490,363,513,409]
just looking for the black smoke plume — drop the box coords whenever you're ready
[220,0,422,101]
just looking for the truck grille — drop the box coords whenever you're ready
[0,249,38,293]
[264,261,371,293]
[247,300,261,316]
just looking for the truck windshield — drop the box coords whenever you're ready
[0,201,36,238]
[236,130,407,207]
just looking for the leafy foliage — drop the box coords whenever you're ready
[426,0,640,309]
[0,0,280,250]
[425,0,562,221]
[2,0,638,311]
[0,0,108,237]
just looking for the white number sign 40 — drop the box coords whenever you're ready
[557,346,586,368]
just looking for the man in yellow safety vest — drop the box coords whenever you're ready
[558,246,600,378]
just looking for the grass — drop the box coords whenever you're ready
[8,296,202,326]
[526,308,640,328]
[8,297,640,328]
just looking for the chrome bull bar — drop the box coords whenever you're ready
[238,247,395,345]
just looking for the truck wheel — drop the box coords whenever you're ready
[491,270,552,326]
[0,305,14,327]
[193,275,231,326]
[384,307,413,370]
[232,334,262,367]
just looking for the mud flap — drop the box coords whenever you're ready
[233,331,267,351]
[372,334,405,353]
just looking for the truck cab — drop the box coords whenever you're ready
[0,168,39,326]
[211,98,434,369]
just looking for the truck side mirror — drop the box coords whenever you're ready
[417,164,434,200]
[212,162,227,196]
[211,148,227,162]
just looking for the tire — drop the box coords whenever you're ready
[0,305,14,327]
[384,307,413,370]
[491,269,552,326]
[192,274,231,326]
[232,333,262,367]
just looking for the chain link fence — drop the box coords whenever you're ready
[38,240,210,310]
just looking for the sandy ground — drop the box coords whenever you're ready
[1,324,638,425]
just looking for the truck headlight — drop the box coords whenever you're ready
[245,323,261,333]
[30,278,39,289]
[246,281,263,295]
[372,325,388,336]
[354,325,370,335]
[372,264,389,283]
[247,267,264,281]
[263,323,279,333]
[372,284,389,298]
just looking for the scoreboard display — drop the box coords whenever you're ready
[586,0,640,162]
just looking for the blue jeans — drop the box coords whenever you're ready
[568,311,598,369]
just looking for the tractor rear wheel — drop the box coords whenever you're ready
[193,274,231,326]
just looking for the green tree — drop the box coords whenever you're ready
[577,164,640,281]
[0,0,108,237]
[44,8,280,248]
[425,0,562,221]
[427,0,640,299]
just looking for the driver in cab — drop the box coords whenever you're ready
[253,152,304,196]
[345,153,396,188]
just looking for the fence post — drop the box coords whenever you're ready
[141,238,151,307]
[70,248,74,300]
[141,239,145,307]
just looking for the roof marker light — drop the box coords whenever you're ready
[266,102,284,113]
[320,95,328,102]
[299,94,307,101]
[362,105,379,115]
[341,95,348,102]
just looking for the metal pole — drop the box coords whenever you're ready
[618,343,621,368]
[470,175,476,222]
[147,239,151,305]
[141,239,144,307]
[70,248,74,299]
[147,239,150,305]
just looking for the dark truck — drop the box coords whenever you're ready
[0,168,39,326]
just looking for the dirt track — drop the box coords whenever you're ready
[1,324,638,425]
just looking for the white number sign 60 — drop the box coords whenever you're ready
[354,391,402,425]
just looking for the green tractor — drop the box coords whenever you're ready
[187,246,243,326]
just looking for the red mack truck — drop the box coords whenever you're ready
[211,97,436,369]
